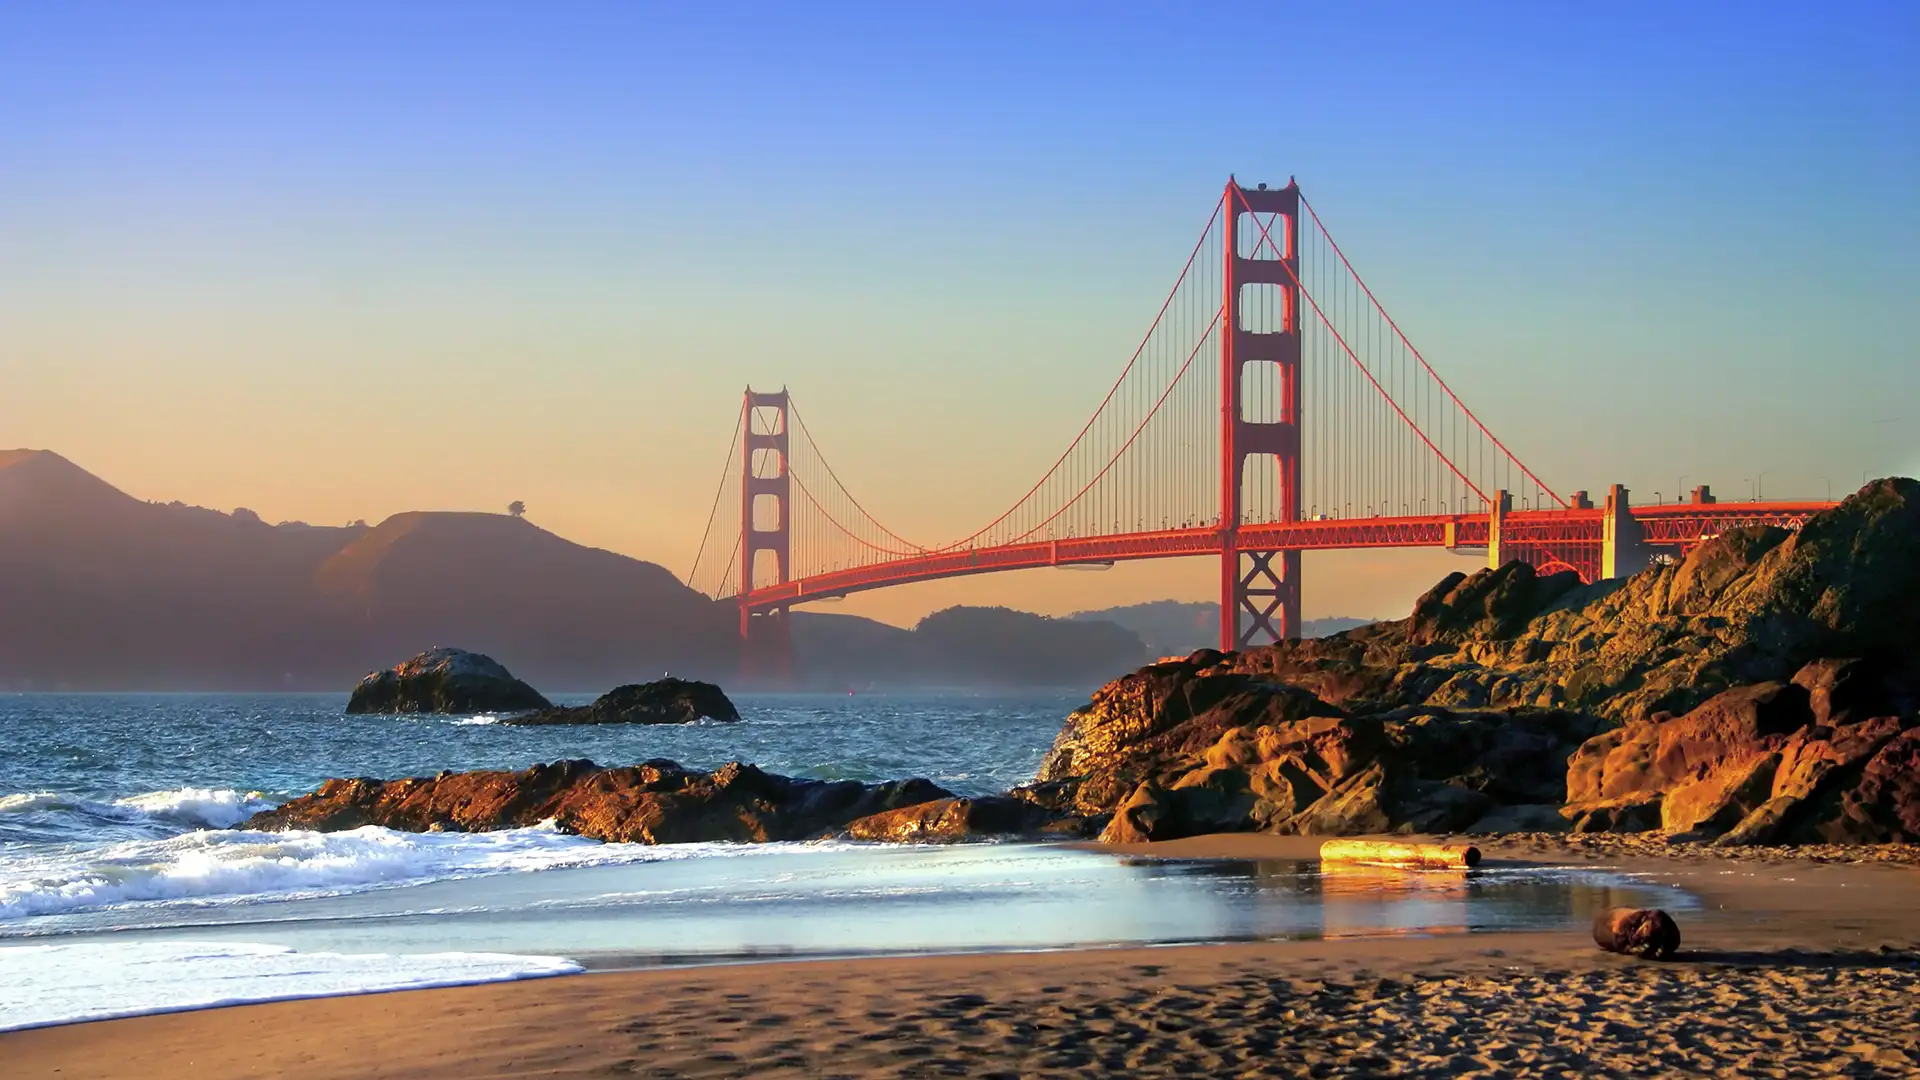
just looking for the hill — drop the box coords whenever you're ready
[0,450,733,690]
[1067,600,1373,657]
[793,607,1150,689]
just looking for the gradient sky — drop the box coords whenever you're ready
[3,2,1915,626]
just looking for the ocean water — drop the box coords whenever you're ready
[0,692,1694,1031]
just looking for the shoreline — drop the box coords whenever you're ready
[8,834,1920,1078]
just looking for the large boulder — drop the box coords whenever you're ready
[244,759,951,844]
[1560,658,1920,842]
[1086,703,1592,843]
[345,647,550,714]
[1035,654,1349,816]
[503,678,740,726]
[1033,649,1599,842]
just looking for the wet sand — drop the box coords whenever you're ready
[9,835,1919,1079]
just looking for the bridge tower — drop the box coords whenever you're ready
[740,387,793,680]
[1219,179,1303,650]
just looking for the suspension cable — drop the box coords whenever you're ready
[1298,192,1566,507]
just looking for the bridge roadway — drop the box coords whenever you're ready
[739,500,1835,614]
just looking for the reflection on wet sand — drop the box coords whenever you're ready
[1314,861,1672,940]
[1116,855,1684,945]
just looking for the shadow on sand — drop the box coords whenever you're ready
[1672,945,1919,970]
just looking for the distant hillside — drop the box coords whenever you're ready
[0,450,1157,692]
[1068,600,1374,657]
[0,450,733,690]
[793,607,1150,690]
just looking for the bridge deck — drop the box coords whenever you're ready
[739,502,1833,612]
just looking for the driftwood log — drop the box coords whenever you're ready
[1318,839,1482,870]
[1592,907,1681,959]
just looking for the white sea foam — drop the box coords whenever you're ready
[0,820,856,921]
[0,792,74,814]
[0,940,581,1032]
[451,714,501,725]
[0,787,278,830]
[114,787,280,828]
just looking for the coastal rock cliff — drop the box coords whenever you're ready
[1034,479,1920,845]
[345,647,551,714]
[502,678,740,725]
[245,759,951,843]
[1224,478,1920,722]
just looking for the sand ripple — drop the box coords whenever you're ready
[598,951,1920,1078]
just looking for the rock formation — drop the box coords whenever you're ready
[345,647,551,714]
[1029,479,1920,845]
[503,678,740,725]
[844,795,1098,843]
[1028,651,1602,843]
[245,758,952,844]
[1226,478,1920,724]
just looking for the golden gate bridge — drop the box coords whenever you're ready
[685,179,1831,672]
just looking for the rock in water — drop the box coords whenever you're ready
[346,647,550,714]
[502,678,740,726]
[244,759,950,844]
[1592,907,1681,959]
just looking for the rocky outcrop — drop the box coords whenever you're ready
[503,678,740,726]
[1225,478,1920,723]
[844,796,1099,843]
[1563,660,1920,844]
[1033,480,1920,845]
[345,647,550,714]
[244,758,951,844]
[1040,662,1601,843]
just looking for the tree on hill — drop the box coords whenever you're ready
[508,501,526,519]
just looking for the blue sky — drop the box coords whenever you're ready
[2,2,1914,622]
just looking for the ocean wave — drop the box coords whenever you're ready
[0,940,580,1032]
[115,787,280,828]
[0,787,280,831]
[450,714,501,725]
[0,821,859,922]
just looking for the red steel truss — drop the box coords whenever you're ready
[735,503,1831,612]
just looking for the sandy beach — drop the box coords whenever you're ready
[9,835,1919,1079]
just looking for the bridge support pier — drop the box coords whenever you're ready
[1487,490,1512,570]
[1600,483,1649,580]
[740,606,793,684]
[739,388,795,683]
[1219,178,1303,651]
[1225,549,1300,646]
